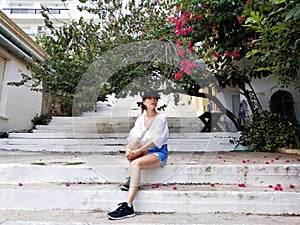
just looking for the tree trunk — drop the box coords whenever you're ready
[191,92,241,131]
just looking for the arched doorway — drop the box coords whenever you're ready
[270,90,296,121]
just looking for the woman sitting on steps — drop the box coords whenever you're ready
[107,91,169,220]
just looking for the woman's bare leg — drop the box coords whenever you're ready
[126,154,161,205]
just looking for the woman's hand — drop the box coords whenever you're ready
[129,148,142,158]
[125,146,135,161]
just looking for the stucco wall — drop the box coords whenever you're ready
[0,48,42,132]
[249,78,300,124]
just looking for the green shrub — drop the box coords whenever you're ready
[31,114,52,127]
[239,110,300,152]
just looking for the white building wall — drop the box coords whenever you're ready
[0,48,42,132]
[249,78,300,123]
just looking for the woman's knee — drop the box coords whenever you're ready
[130,159,141,168]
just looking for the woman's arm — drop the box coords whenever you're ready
[129,141,154,158]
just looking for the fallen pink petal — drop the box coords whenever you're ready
[285,160,290,163]
[290,184,295,189]
[65,183,71,187]
[210,184,215,187]
[242,160,247,163]
[18,183,23,187]
[275,186,283,191]
[265,161,269,164]
[238,183,246,188]
[172,186,177,190]
[268,185,273,188]
[154,184,160,188]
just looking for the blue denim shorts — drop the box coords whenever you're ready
[147,144,168,167]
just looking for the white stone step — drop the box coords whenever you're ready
[8,132,241,139]
[4,138,233,146]
[0,183,299,215]
[0,152,299,186]
[2,210,300,225]
[0,144,236,152]
[0,131,239,152]
[1,163,299,186]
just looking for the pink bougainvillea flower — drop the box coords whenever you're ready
[268,185,273,188]
[174,73,183,81]
[232,51,241,58]
[188,41,193,52]
[140,33,145,37]
[197,15,203,19]
[238,183,246,188]
[141,27,145,31]
[290,184,295,189]
[213,52,220,58]
[175,6,180,11]
[224,51,231,57]
[238,16,244,24]
[172,186,177,190]
[183,12,191,20]
[65,183,71,187]
[178,49,184,58]
[176,41,182,48]
[159,37,163,41]
[210,184,215,187]
[181,60,198,75]
[246,0,251,5]
[18,183,23,187]
[157,1,160,5]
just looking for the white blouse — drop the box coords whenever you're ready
[127,113,169,149]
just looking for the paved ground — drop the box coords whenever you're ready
[1,210,300,225]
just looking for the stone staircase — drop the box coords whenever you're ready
[0,110,300,224]
[0,116,240,153]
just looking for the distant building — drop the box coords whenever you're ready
[0,0,84,39]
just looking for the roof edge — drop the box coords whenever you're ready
[0,10,47,59]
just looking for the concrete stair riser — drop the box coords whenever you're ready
[0,164,298,186]
[0,184,299,215]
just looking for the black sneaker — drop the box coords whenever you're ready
[120,177,130,191]
[107,202,135,220]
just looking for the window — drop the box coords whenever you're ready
[270,90,295,121]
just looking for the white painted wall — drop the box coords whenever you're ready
[249,78,300,123]
[0,48,42,132]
